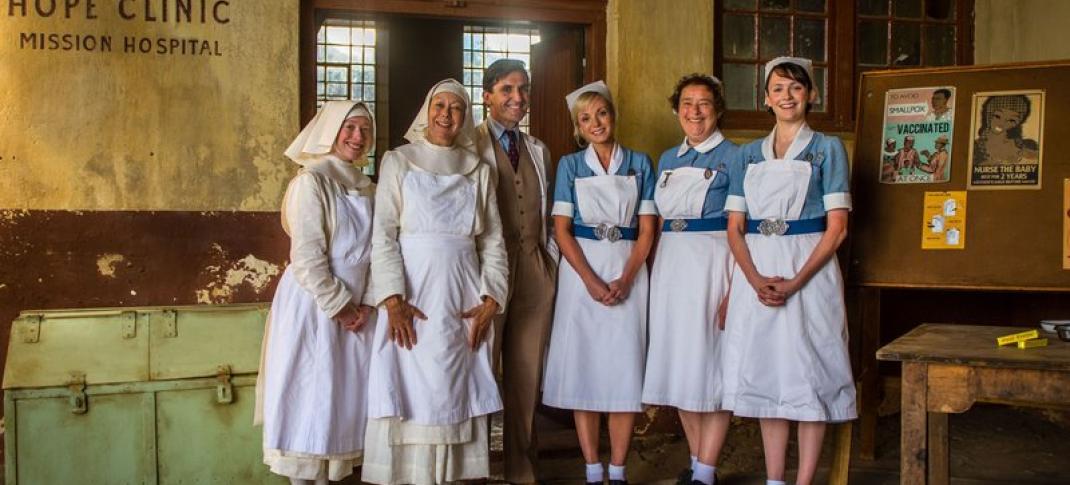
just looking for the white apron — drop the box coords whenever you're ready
[642,167,733,412]
[361,170,500,485]
[721,159,857,422]
[542,174,648,412]
[261,190,375,473]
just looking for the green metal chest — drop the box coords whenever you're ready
[3,304,286,484]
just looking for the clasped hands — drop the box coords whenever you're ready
[747,274,801,307]
[332,302,375,332]
[583,274,634,306]
[383,294,498,351]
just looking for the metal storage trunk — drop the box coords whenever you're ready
[3,304,286,484]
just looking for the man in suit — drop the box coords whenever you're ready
[476,58,557,484]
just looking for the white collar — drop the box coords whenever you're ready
[584,143,623,176]
[676,130,725,157]
[302,154,371,191]
[761,123,814,161]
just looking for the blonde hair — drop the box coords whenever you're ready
[570,91,616,147]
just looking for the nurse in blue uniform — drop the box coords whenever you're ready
[542,81,657,485]
[641,73,737,485]
[721,57,856,485]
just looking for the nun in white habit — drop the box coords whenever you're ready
[362,78,508,485]
[259,100,378,485]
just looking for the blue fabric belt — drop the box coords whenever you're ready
[573,224,639,241]
[745,216,827,236]
[662,217,728,232]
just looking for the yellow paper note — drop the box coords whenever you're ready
[921,191,967,249]
[996,329,1039,346]
[1018,338,1049,349]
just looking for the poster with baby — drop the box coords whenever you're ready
[880,86,955,184]
[967,90,1045,190]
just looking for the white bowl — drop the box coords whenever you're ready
[1040,319,1070,333]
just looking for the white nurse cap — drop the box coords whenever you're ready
[764,56,814,85]
[565,80,614,114]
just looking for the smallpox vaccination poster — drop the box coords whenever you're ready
[880,86,956,184]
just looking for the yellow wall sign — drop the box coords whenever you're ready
[921,191,967,249]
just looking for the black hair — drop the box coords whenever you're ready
[482,59,529,92]
[933,88,952,100]
[765,62,814,115]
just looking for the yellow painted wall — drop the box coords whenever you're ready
[0,1,299,211]
[606,0,714,161]
[975,0,1070,64]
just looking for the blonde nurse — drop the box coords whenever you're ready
[542,81,657,485]
[362,79,508,485]
[721,57,856,485]
[260,100,378,485]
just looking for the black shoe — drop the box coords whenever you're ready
[608,481,628,485]
[691,481,706,485]
[676,467,693,485]
[586,482,601,485]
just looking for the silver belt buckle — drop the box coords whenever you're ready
[758,218,789,236]
[595,223,622,242]
[669,219,688,232]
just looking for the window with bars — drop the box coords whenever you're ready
[857,0,958,69]
[316,18,378,170]
[716,0,973,131]
[462,25,541,133]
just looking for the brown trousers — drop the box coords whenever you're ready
[492,246,556,483]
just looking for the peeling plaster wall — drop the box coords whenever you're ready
[0,1,299,211]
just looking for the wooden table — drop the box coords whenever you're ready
[876,324,1070,485]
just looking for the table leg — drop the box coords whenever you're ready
[859,286,881,461]
[901,361,928,485]
[928,412,949,485]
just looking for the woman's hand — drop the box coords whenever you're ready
[717,291,730,330]
[606,275,635,304]
[583,276,614,305]
[332,302,362,331]
[384,295,427,349]
[748,274,787,307]
[461,297,499,350]
[767,278,802,303]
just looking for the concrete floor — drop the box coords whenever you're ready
[483,403,1070,485]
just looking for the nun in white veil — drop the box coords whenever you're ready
[259,100,378,485]
[362,79,509,485]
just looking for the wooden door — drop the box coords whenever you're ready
[530,24,585,174]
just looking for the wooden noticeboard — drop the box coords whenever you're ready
[849,61,1070,291]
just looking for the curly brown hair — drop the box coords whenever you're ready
[668,73,726,120]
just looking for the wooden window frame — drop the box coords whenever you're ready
[715,0,973,133]
[299,0,607,127]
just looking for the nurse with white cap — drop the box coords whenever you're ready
[721,57,856,485]
[260,100,378,485]
[542,80,657,485]
[362,78,508,485]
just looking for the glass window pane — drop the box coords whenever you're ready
[893,0,922,18]
[515,53,530,66]
[924,25,955,66]
[759,16,790,59]
[795,18,826,61]
[317,66,326,83]
[464,51,472,68]
[486,33,507,51]
[464,33,472,50]
[474,33,484,50]
[858,0,888,16]
[891,22,921,65]
[858,20,888,66]
[350,66,363,82]
[364,66,375,82]
[317,83,325,96]
[464,69,474,86]
[364,47,374,64]
[797,0,826,13]
[350,46,363,64]
[327,66,347,82]
[363,28,376,44]
[326,26,348,44]
[724,0,755,9]
[759,0,789,11]
[926,0,954,20]
[317,45,325,63]
[327,83,347,97]
[723,63,758,110]
[810,67,826,112]
[508,33,530,52]
[326,45,348,63]
[352,84,364,101]
[317,26,326,43]
[486,51,504,66]
[723,14,757,60]
[474,51,484,68]
[364,85,375,101]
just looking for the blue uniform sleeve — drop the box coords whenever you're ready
[821,136,852,211]
[724,144,750,213]
[551,155,576,218]
[637,153,658,216]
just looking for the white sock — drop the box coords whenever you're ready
[693,462,717,485]
[608,464,626,481]
[767,480,786,485]
[586,462,604,483]
[690,455,698,471]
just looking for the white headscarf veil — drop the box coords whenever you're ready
[396,78,481,175]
